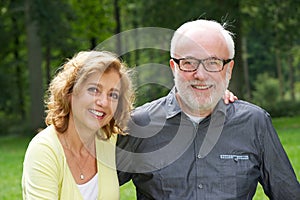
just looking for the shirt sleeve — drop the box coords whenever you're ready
[259,112,300,199]
[22,138,61,199]
[116,134,134,186]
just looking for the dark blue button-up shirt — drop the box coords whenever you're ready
[117,88,300,200]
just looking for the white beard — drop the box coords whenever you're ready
[174,69,231,114]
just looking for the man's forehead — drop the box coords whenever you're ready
[174,28,229,58]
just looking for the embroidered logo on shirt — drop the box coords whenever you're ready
[220,154,249,161]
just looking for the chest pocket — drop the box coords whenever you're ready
[216,154,259,197]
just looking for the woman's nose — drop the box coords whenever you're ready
[96,95,108,107]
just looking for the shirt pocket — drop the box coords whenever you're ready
[216,154,256,197]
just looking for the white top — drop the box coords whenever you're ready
[186,113,205,124]
[77,173,99,200]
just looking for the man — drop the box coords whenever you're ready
[117,19,300,199]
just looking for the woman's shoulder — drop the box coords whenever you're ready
[26,125,63,157]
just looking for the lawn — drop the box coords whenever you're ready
[1,116,299,199]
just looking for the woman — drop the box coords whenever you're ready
[22,51,134,199]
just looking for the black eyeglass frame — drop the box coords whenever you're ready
[171,57,233,72]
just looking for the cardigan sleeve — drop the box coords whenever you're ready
[22,128,62,200]
[22,139,60,199]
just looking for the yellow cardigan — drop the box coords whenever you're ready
[22,125,119,199]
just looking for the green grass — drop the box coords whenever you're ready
[1,116,299,199]
[0,136,31,200]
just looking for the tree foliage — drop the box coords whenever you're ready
[252,73,279,108]
[0,0,299,136]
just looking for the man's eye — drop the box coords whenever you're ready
[110,92,119,100]
[182,60,192,65]
[184,59,198,66]
[207,59,221,66]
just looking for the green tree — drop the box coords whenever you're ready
[243,0,300,101]
[252,73,280,109]
[135,0,246,97]
[0,0,299,136]
[33,0,75,84]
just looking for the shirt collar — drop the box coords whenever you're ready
[165,87,182,119]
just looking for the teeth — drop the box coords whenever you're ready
[89,109,104,117]
[193,85,210,89]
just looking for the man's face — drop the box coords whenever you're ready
[170,28,234,116]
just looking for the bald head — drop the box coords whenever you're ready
[170,20,235,59]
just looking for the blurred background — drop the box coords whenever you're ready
[1,0,300,135]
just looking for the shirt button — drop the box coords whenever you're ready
[198,184,203,189]
[197,154,201,159]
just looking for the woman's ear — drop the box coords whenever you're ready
[68,93,72,108]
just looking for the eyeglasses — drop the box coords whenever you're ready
[171,57,232,72]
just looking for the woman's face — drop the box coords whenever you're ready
[71,69,121,133]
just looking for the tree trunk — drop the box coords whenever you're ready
[25,0,45,132]
[217,0,245,98]
[114,0,121,56]
[230,13,245,98]
[288,56,295,101]
[46,44,51,85]
[275,50,284,100]
[242,36,251,100]
[12,16,26,118]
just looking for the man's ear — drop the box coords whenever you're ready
[228,60,234,80]
[169,59,176,75]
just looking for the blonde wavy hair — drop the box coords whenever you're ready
[45,51,134,139]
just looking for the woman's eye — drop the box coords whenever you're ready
[88,87,99,94]
[110,92,119,100]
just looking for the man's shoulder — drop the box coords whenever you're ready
[133,96,168,114]
[233,100,264,110]
[229,100,270,118]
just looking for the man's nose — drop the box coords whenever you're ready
[193,63,207,79]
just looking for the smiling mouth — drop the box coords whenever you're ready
[191,85,213,90]
[88,109,105,117]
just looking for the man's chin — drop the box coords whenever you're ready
[187,99,212,110]
[193,97,220,110]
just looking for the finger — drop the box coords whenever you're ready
[224,98,229,104]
